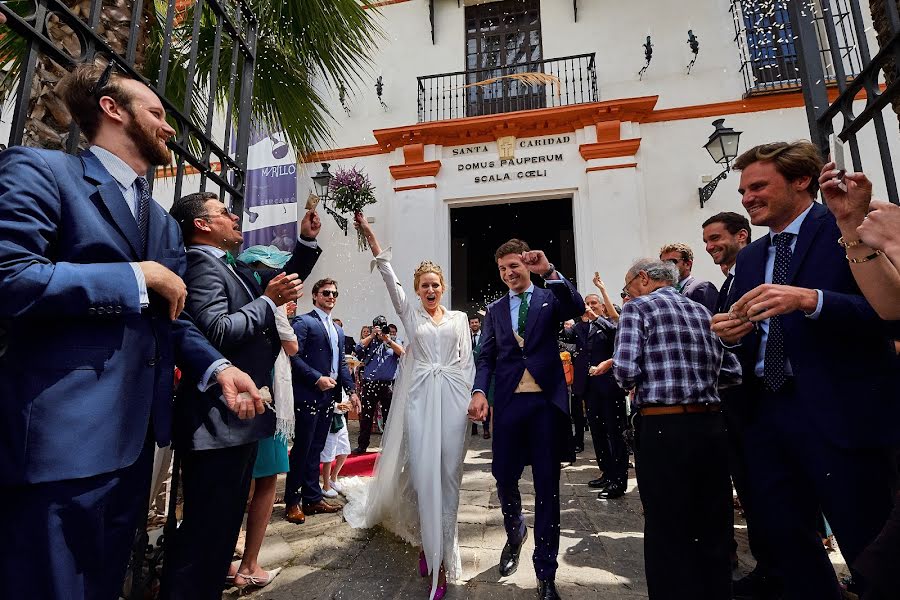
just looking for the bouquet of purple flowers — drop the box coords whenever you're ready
[329,166,377,250]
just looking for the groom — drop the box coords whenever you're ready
[469,239,584,600]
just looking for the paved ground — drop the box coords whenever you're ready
[226,422,848,599]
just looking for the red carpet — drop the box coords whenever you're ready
[320,451,377,477]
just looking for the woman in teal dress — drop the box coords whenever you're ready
[225,245,297,590]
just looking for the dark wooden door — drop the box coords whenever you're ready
[464,0,544,117]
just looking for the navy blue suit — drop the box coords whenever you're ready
[0,147,222,600]
[728,202,900,599]
[284,310,355,507]
[474,276,583,580]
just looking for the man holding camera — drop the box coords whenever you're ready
[353,316,404,454]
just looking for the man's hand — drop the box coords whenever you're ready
[264,272,303,306]
[589,359,613,376]
[521,250,552,276]
[730,284,818,322]
[0,11,6,24]
[300,209,322,239]
[139,261,187,320]
[349,392,361,414]
[711,312,754,345]
[593,271,605,290]
[819,162,873,231]
[857,200,900,254]
[468,392,489,421]
[218,366,264,419]
[316,376,337,391]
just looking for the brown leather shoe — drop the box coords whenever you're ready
[285,504,305,524]
[302,500,341,515]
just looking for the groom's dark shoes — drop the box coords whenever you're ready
[537,578,561,600]
[499,527,528,576]
[588,475,610,489]
[596,481,626,500]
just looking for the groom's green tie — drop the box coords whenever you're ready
[224,251,237,267]
[517,291,530,337]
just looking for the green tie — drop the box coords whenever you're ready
[517,291,530,337]
[224,251,237,267]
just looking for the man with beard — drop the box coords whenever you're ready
[162,193,321,598]
[0,62,262,600]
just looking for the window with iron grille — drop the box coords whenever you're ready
[731,0,863,96]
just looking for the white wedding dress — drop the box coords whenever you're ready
[343,249,474,600]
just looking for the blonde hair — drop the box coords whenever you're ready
[413,260,446,291]
[659,242,694,263]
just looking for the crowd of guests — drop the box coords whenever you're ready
[1,56,900,600]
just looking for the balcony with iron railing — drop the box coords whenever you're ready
[417,53,598,123]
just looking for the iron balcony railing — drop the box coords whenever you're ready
[417,53,598,123]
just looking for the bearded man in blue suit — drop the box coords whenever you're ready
[0,63,262,599]
[469,239,584,600]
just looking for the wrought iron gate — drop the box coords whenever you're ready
[787,0,899,204]
[0,0,258,217]
[0,1,258,598]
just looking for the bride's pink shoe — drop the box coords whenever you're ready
[433,580,448,600]
[417,551,428,577]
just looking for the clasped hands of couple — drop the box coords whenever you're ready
[466,248,558,423]
[140,210,322,421]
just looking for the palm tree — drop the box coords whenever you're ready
[869,0,900,131]
[0,0,383,154]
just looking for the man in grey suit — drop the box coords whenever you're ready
[161,192,322,599]
[659,242,719,312]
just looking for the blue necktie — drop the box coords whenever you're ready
[135,177,151,252]
[763,233,793,391]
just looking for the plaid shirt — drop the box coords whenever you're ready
[613,286,741,406]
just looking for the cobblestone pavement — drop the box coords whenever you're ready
[228,423,848,599]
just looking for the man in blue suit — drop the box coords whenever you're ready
[0,63,261,600]
[284,278,359,524]
[712,141,900,600]
[469,239,583,600]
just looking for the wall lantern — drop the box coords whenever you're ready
[310,163,348,234]
[699,119,742,208]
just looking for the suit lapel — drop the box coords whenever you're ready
[742,240,768,293]
[523,286,547,342]
[495,295,515,344]
[787,203,827,285]
[82,150,144,260]
[144,202,168,259]
[309,310,333,363]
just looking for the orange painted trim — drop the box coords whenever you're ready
[373,97,659,150]
[365,0,411,7]
[644,84,886,123]
[394,183,437,192]
[579,138,641,161]
[302,144,384,163]
[389,160,442,180]
[155,161,222,179]
[586,163,638,173]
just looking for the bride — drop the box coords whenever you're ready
[343,213,474,600]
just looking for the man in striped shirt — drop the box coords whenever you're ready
[598,258,741,600]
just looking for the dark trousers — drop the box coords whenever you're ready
[285,393,335,507]
[743,382,894,600]
[357,379,393,450]
[585,388,629,485]
[722,395,772,572]
[492,392,562,580]
[570,389,586,447]
[856,490,900,600]
[161,442,258,600]
[635,411,732,600]
[2,436,154,600]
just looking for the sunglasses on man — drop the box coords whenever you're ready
[319,290,339,298]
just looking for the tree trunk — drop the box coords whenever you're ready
[869,0,900,132]
[24,0,153,149]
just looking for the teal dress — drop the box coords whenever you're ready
[253,434,289,478]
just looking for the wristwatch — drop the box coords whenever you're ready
[212,362,232,380]
[541,263,556,279]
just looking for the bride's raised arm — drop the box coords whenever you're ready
[355,213,410,318]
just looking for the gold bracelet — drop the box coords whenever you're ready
[847,250,883,263]
[838,236,862,248]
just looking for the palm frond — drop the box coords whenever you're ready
[455,72,562,98]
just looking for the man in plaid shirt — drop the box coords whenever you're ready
[598,258,741,600]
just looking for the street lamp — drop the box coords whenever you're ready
[309,163,348,234]
[699,119,742,208]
